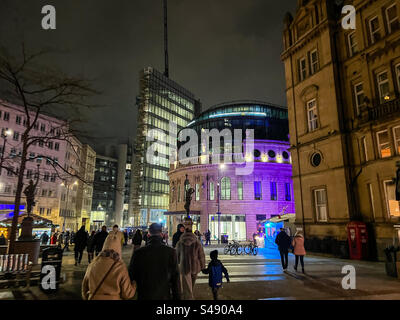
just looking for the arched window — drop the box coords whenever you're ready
[220,177,231,200]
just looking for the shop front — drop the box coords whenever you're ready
[90,211,106,232]
[208,214,246,242]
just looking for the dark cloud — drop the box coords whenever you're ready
[0,0,297,152]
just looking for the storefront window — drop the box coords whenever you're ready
[209,214,246,241]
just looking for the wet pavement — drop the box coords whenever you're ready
[1,243,400,300]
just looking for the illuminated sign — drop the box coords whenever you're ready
[389,200,400,217]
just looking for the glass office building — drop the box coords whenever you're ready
[132,67,201,227]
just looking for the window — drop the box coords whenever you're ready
[367,183,376,218]
[16,116,21,125]
[384,180,400,217]
[377,71,390,102]
[369,16,381,44]
[3,112,9,121]
[209,182,215,201]
[237,181,243,200]
[178,185,181,202]
[307,99,319,132]
[48,142,53,150]
[26,170,33,179]
[377,130,392,158]
[254,181,262,200]
[29,153,35,161]
[50,173,56,182]
[361,136,369,162]
[44,172,50,181]
[33,123,39,130]
[220,177,231,200]
[46,208,52,216]
[396,64,400,91]
[40,124,46,132]
[309,49,319,75]
[39,140,44,147]
[394,127,400,154]
[195,184,200,201]
[41,189,47,197]
[299,57,307,81]
[314,189,328,222]
[348,32,358,57]
[7,167,13,176]
[4,185,11,193]
[386,4,399,34]
[285,183,292,201]
[354,83,365,115]
[13,132,19,141]
[270,182,277,201]
[39,208,45,215]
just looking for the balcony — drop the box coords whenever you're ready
[360,97,400,124]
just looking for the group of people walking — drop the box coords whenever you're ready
[275,228,306,273]
[81,219,230,301]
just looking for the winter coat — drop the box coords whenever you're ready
[0,235,6,245]
[93,231,108,253]
[275,231,291,251]
[74,228,88,251]
[87,234,95,253]
[202,259,229,288]
[40,233,49,245]
[176,232,206,275]
[132,231,143,246]
[172,224,184,248]
[82,253,135,300]
[292,235,306,256]
[128,236,181,300]
[50,234,58,245]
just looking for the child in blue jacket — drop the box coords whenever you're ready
[202,250,230,300]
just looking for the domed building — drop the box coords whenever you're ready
[167,101,295,242]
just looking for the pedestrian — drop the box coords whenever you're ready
[172,224,185,248]
[57,232,63,248]
[292,232,306,273]
[128,230,134,244]
[82,232,136,300]
[110,225,124,248]
[275,228,291,271]
[93,226,109,256]
[128,223,181,300]
[123,230,128,246]
[50,232,58,245]
[0,234,6,245]
[40,231,49,245]
[176,218,206,300]
[195,230,203,246]
[205,229,211,246]
[164,231,169,246]
[63,231,70,251]
[74,226,88,266]
[70,231,75,245]
[202,250,230,300]
[87,231,96,264]
[132,229,142,252]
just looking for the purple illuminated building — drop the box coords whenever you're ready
[167,101,295,241]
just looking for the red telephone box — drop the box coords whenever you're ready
[347,222,368,260]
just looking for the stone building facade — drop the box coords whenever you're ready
[282,0,400,259]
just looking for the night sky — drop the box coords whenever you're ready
[0,0,297,152]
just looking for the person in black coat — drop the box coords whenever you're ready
[132,229,143,252]
[275,228,292,271]
[172,224,185,248]
[74,226,88,266]
[40,231,49,245]
[93,226,108,256]
[0,234,6,245]
[86,231,96,264]
[128,223,181,300]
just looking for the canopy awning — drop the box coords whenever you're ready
[262,213,296,224]
[0,212,53,226]
[164,211,201,216]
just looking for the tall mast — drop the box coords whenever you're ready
[163,0,169,78]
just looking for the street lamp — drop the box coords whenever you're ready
[0,129,12,175]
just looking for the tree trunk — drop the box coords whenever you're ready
[7,134,29,254]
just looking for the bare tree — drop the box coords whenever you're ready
[0,45,99,253]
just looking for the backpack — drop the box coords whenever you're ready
[211,263,223,288]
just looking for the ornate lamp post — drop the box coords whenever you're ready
[184,174,194,219]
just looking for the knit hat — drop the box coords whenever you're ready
[149,223,162,235]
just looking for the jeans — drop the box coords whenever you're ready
[74,249,84,263]
[205,239,211,246]
[181,273,197,300]
[295,255,304,270]
[279,249,289,269]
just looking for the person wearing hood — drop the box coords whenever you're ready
[74,226,88,266]
[132,229,143,252]
[82,232,136,300]
[275,228,292,271]
[202,250,230,300]
[176,218,206,300]
[128,223,181,300]
[292,232,306,273]
[172,224,185,248]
